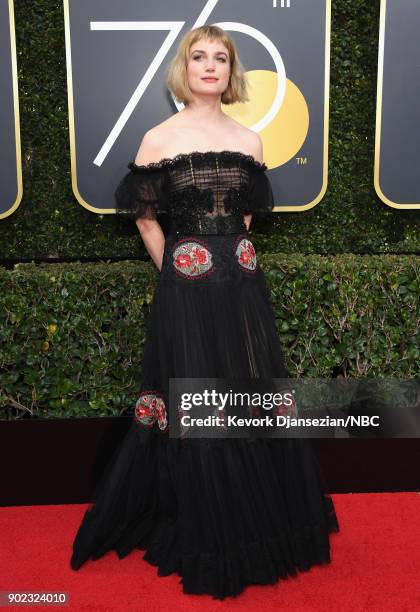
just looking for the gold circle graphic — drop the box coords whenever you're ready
[223,70,309,169]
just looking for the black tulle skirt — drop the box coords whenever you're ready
[70,231,340,600]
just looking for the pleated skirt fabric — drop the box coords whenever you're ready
[70,231,340,600]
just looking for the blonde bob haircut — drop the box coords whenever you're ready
[166,25,249,106]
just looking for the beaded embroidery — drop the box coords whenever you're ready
[134,390,168,432]
[170,185,214,234]
[235,237,257,272]
[172,238,214,279]
[223,184,252,215]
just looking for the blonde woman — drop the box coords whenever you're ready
[70,25,339,600]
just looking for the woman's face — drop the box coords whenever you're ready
[186,38,231,99]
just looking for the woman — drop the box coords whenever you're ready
[70,25,339,600]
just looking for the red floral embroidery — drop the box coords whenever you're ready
[273,391,298,418]
[192,245,210,265]
[174,253,192,269]
[135,390,168,432]
[172,238,214,279]
[154,396,168,431]
[235,237,257,272]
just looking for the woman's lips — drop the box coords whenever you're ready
[201,78,218,82]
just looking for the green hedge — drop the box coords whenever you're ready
[1,255,418,419]
[0,0,418,258]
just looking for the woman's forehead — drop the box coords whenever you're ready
[190,39,229,54]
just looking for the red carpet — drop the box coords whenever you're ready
[1,493,419,611]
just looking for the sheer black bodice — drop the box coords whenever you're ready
[114,150,274,235]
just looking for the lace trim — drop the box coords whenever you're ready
[128,150,268,173]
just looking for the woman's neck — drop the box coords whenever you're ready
[179,100,227,127]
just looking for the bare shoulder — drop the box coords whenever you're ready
[133,124,170,166]
[227,118,263,162]
[245,130,263,164]
[134,110,200,164]
[240,127,263,163]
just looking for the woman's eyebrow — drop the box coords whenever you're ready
[191,50,228,56]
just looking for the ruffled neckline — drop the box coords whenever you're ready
[128,150,268,173]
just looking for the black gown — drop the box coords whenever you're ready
[70,150,339,600]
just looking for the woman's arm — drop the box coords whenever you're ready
[135,219,165,271]
[133,129,166,271]
[244,214,252,231]
[243,131,264,231]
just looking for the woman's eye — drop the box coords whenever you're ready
[192,56,226,62]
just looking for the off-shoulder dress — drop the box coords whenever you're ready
[70,150,339,600]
